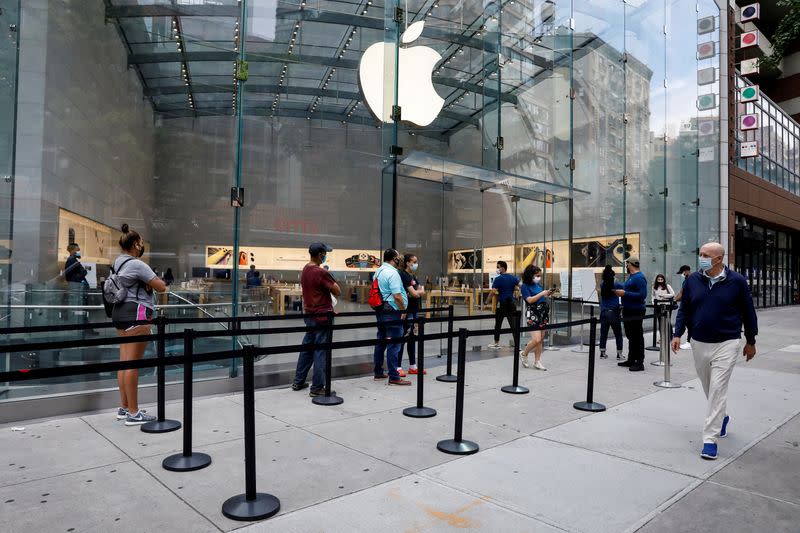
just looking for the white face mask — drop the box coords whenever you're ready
[496,268,502,275]
[533,276,541,284]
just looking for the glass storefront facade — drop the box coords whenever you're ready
[1,0,722,401]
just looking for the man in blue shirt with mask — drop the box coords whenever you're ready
[615,256,648,371]
[671,242,757,460]
[372,249,411,386]
[488,261,520,349]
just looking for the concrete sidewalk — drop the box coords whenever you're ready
[2,307,799,532]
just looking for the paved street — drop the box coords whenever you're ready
[2,307,798,532]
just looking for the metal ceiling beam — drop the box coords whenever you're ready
[147,84,361,100]
[106,5,240,18]
[433,76,516,105]
[128,51,359,70]
[153,103,476,127]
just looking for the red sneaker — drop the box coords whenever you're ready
[407,368,426,375]
[397,368,407,377]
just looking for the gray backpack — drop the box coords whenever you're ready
[102,257,135,317]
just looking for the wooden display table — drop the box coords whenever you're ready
[425,289,473,316]
[271,286,303,315]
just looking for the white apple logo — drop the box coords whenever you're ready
[359,21,444,127]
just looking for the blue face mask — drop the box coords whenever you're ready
[320,255,327,264]
[698,256,712,272]
[410,263,418,272]
[74,252,81,258]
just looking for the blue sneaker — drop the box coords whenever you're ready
[116,407,128,420]
[719,415,730,438]
[701,442,718,460]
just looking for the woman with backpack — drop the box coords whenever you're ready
[520,265,552,371]
[111,224,166,425]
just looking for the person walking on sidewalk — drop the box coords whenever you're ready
[292,243,341,397]
[599,265,624,360]
[488,261,520,349]
[372,249,411,386]
[519,265,552,370]
[616,257,648,372]
[671,242,758,460]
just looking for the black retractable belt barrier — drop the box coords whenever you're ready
[436,305,457,382]
[437,328,479,455]
[162,329,212,472]
[573,315,607,412]
[502,310,529,394]
[142,313,182,434]
[312,312,343,406]
[403,318,436,418]
[222,344,281,521]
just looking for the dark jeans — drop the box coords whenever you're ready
[494,298,517,343]
[374,310,404,380]
[293,316,332,390]
[600,308,623,352]
[623,307,646,364]
[398,311,417,368]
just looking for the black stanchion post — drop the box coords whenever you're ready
[573,315,606,412]
[646,304,659,352]
[437,305,457,382]
[404,318,436,418]
[437,328,479,455]
[142,312,182,434]
[313,311,343,406]
[162,329,212,472]
[502,310,529,394]
[222,344,281,521]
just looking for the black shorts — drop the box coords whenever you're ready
[112,302,153,331]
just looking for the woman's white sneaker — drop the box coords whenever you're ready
[125,410,156,426]
[533,360,547,371]
[520,351,530,368]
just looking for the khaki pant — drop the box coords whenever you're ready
[691,338,740,444]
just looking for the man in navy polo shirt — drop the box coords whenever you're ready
[672,242,758,460]
[488,261,520,349]
[615,256,648,371]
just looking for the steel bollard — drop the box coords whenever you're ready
[654,305,681,389]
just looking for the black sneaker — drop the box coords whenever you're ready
[309,388,335,397]
[599,351,608,359]
[618,360,632,367]
[629,364,645,372]
[291,382,309,391]
[616,352,624,360]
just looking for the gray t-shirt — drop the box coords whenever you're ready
[112,254,157,309]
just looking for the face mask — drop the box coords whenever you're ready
[533,276,541,284]
[698,256,712,272]
[138,244,145,258]
[74,252,81,258]
[410,263,418,272]
[496,268,502,275]
[657,279,664,284]
[320,255,327,264]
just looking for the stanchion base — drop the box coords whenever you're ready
[573,401,606,412]
[654,380,681,389]
[437,438,479,455]
[311,394,344,406]
[222,493,281,521]
[403,406,437,418]
[141,419,182,434]
[162,452,212,472]
[571,346,587,353]
[645,346,660,352]
[501,385,530,395]
[650,361,671,367]
[436,374,458,383]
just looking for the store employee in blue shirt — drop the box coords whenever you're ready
[615,256,648,371]
[488,261,520,349]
